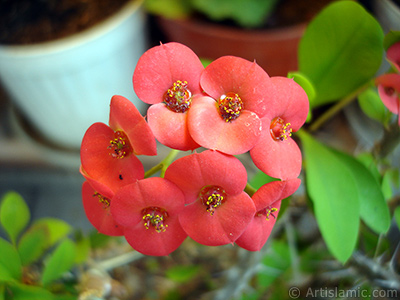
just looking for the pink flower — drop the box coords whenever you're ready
[110,177,187,256]
[80,95,156,193]
[376,73,400,125]
[236,179,301,251]
[187,56,273,155]
[164,150,256,246]
[387,41,400,72]
[250,77,309,180]
[133,42,204,150]
[81,180,123,236]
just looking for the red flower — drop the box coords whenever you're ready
[164,150,255,246]
[376,73,400,126]
[81,181,123,236]
[110,177,187,256]
[250,77,309,180]
[188,56,273,155]
[387,41,400,72]
[133,42,204,150]
[80,95,156,193]
[236,179,301,251]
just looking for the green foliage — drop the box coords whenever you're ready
[299,130,359,263]
[191,0,280,28]
[358,87,392,125]
[0,192,80,299]
[144,0,193,19]
[383,30,400,50]
[0,191,30,245]
[165,265,201,283]
[298,1,384,108]
[395,206,400,232]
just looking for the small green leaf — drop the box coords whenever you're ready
[0,237,21,281]
[41,239,76,286]
[358,87,391,124]
[5,282,54,300]
[31,218,72,248]
[356,153,381,182]
[299,130,359,263]
[299,1,384,107]
[287,71,316,104]
[0,192,30,245]
[383,30,400,50]
[74,235,90,265]
[331,150,390,234]
[165,265,201,283]
[17,227,48,266]
[144,0,193,19]
[395,206,400,231]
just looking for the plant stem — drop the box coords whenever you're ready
[244,182,257,197]
[309,82,371,133]
[144,149,180,178]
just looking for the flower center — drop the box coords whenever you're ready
[199,185,227,216]
[142,207,168,233]
[93,192,110,209]
[256,206,278,221]
[270,117,292,141]
[163,80,192,113]
[218,92,243,122]
[384,86,396,97]
[108,130,132,159]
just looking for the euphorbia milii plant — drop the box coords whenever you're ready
[80,42,307,256]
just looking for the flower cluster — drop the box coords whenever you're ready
[376,41,400,126]
[80,42,309,256]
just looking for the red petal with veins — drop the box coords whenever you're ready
[147,102,199,151]
[165,150,248,204]
[387,42,400,72]
[236,179,300,251]
[250,118,302,180]
[80,122,144,193]
[200,56,272,118]
[111,177,187,256]
[109,95,157,156]
[179,191,255,246]
[133,42,204,104]
[81,181,123,236]
[188,96,262,155]
[263,77,309,131]
[376,73,400,114]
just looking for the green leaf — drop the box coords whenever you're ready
[299,130,359,263]
[0,237,21,281]
[395,206,400,232]
[41,239,76,286]
[74,235,90,265]
[383,30,400,50]
[358,87,391,124]
[165,265,201,283]
[31,218,72,248]
[298,1,384,107]
[250,171,278,190]
[191,0,280,28]
[287,71,316,104]
[331,150,390,234]
[144,0,193,19]
[17,227,48,266]
[0,192,30,245]
[5,282,54,300]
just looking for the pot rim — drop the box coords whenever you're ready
[157,16,307,42]
[0,0,143,56]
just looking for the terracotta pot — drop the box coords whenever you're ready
[157,16,306,77]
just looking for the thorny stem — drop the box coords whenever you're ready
[309,81,372,133]
[144,149,179,178]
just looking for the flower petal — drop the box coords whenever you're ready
[165,150,248,204]
[133,42,204,104]
[250,118,302,180]
[263,77,309,130]
[376,73,400,114]
[188,96,262,155]
[179,191,255,246]
[387,41,400,72]
[80,122,144,192]
[147,103,199,151]
[200,56,272,117]
[82,181,123,236]
[109,95,157,156]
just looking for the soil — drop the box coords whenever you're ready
[0,0,131,45]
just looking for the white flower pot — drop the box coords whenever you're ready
[0,0,148,149]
